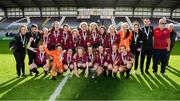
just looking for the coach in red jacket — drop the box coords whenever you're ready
[153,18,170,76]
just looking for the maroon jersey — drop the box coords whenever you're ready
[107,51,122,65]
[84,52,96,63]
[48,29,62,50]
[88,31,100,47]
[73,54,87,63]
[119,51,134,65]
[70,35,81,49]
[35,49,47,66]
[99,34,105,46]
[63,52,73,65]
[42,35,51,50]
[103,33,120,48]
[60,31,72,49]
[94,51,107,65]
[79,29,90,48]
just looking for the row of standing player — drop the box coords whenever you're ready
[25,21,135,80]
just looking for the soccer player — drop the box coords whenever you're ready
[99,26,107,46]
[41,27,51,50]
[60,24,72,50]
[88,22,100,49]
[73,47,88,77]
[104,25,120,50]
[63,49,74,75]
[44,43,66,80]
[48,21,62,50]
[27,38,49,77]
[119,45,135,79]
[70,29,81,52]
[118,22,132,51]
[94,45,108,76]
[79,22,90,49]
[85,46,97,78]
[107,44,122,77]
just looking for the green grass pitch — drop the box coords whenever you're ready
[0,40,180,100]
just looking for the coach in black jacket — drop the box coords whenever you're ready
[166,23,177,66]
[9,25,27,78]
[140,18,153,74]
[130,22,143,74]
[26,24,42,75]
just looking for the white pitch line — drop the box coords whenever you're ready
[48,76,69,101]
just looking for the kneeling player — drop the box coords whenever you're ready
[119,45,135,79]
[44,43,66,80]
[85,46,98,78]
[63,49,74,75]
[27,41,50,77]
[73,47,88,77]
[107,44,123,77]
[94,45,108,76]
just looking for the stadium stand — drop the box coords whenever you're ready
[0,0,179,38]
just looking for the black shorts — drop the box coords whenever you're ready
[36,64,46,68]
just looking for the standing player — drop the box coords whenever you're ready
[70,29,80,52]
[48,21,62,50]
[41,27,51,50]
[104,25,120,50]
[99,26,107,46]
[88,22,100,49]
[60,24,72,50]
[118,22,132,51]
[79,22,90,49]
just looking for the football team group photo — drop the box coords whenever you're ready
[0,0,180,100]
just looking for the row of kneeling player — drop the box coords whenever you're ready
[27,39,134,80]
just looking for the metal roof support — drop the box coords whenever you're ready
[52,0,59,7]
[151,8,153,18]
[58,7,60,17]
[113,0,119,9]
[132,8,135,17]
[22,8,24,17]
[39,7,42,17]
[11,0,22,8]
[74,0,79,8]
[152,0,163,11]
[170,8,174,19]
[31,0,40,7]
[133,0,141,9]
[3,8,8,18]
[171,2,180,11]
